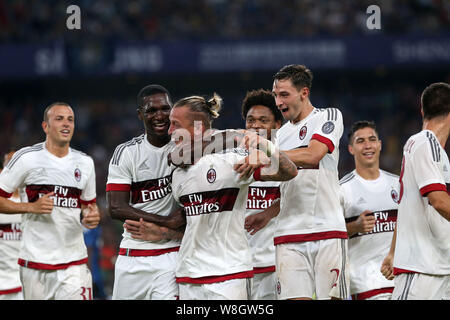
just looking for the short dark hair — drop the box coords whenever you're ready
[348,120,378,144]
[137,84,172,108]
[421,82,450,120]
[241,89,283,122]
[273,64,313,91]
[43,102,71,122]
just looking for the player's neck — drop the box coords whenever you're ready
[355,164,380,180]
[291,102,314,124]
[423,118,449,148]
[147,133,170,148]
[45,140,70,158]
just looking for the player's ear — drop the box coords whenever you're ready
[348,144,354,156]
[137,109,143,121]
[42,121,48,134]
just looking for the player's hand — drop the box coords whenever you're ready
[124,218,168,242]
[81,203,101,229]
[355,210,376,233]
[234,149,269,180]
[245,211,270,235]
[380,253,395,280]
[30,192,54,214]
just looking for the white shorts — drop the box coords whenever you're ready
[179,278,251,300]
[275,238,349,300]
[20,264,92,300]
[112,251,178,300]
[392,273,450,300]
[249,271,276,300]
[0,290,24,300]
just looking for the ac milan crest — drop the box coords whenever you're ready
[299,126,307,140]
[74,168,81,182]
[391,189,399,203]
[206,168,216,183]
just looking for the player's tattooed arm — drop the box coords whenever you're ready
[259,148,298,181]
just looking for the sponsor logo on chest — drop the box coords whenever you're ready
[0,223,22,241]
[131,175,172,204]
[26,184,82,208]
[246,186,280,210]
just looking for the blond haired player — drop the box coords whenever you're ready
[340,121,397,300]
[125,93,297,300]
[0,102,100,300]
[381,82,450,299]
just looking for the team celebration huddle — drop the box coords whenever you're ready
[0,64,449,300]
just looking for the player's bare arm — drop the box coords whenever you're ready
[124,218,185,241]
[426,190,450,221]
[245,198,280,235]
[81,203,101,229]
[380,223,397,280]
[0,192,54,214]
[107,190,186,228]
[345,210,376,237]
[284,139,329,168]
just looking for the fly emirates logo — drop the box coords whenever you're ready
[350,209,397,238]
[26,184,82,208]
[180,188,239,217]
[131,176,172,204]
[41,185,80,208]
[246,186,280,210]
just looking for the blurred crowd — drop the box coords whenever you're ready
[0,0,449,43]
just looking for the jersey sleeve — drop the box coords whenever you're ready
[411,140,446,196]
[0,153,28,198]
[81,157,97,204]
[311,108,343,153]
[106,145,133,192]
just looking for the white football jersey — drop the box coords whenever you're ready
[275,108,347,244]
[340,170,398,295]
[245,181,280,271]
[106,134,181,250]
[0,196,22,292]
[394,130,450,275]
[0,142,96,267]
[172,149,254,282]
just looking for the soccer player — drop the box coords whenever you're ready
[247,64,349,300]
[106,84,182,300]
[0,151,23,300]
[381,82,450,300]
[241,89,283,299]
[126,93,297,300]
[0,102,100,300]
[340,121,398,300]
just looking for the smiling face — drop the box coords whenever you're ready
[42,104,75,146]
[348,126,382,169]
[272,78,309,123]
[138,92,172,145]
[245,105,281,140]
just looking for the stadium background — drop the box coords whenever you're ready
[0,0,448,298]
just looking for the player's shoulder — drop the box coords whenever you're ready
[313,107,342,121]
[110,134,146,165]
[70,147,94,164]
[407,130,441,160]
[380,169,399,181]
[339,170,356,186]
[5,142,45,170]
